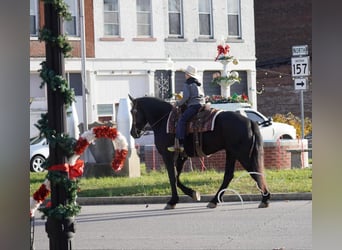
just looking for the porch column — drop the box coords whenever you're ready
[247,69,257,109]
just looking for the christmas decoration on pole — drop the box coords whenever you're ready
[32,1,77,249]
[212,42,241,98]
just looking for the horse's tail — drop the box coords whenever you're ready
[250,120,264,172]
[249,120,271,203]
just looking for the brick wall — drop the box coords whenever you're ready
[254,0,312,119]
[143,139,308,172]
[30,0,94,58]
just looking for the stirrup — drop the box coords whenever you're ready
[168,138,184,152]
[167,145,184,152]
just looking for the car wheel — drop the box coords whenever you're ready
[30,155,46,172]
[280,134,293,140]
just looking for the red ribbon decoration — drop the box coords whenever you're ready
[49,159,85,180]
[215,44,230,61]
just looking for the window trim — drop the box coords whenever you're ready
[198,0,213,38]
[136,0,153,37]
[168,0,184,38]
[64,0,79,37]
[103,0,121,37]
[30,0,39,36]
[227,0,242,39]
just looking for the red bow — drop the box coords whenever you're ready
[215,44,230,61]
[49,159,84,180]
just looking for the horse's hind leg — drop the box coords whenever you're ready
[250,172,270,208]
[207,156,236,209]
[175,156,201,201]
[239,158,271,208]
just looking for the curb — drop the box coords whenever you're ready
[76,192,312,206]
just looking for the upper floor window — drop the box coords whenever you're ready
[136,0,152,37]
[64,0,79,36]
[198,0,213,37]
[104,0,120,36]
[30,0,39,36]
[168,0,183,38]
[227,0,241,38]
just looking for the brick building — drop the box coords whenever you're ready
[254,0,312,119]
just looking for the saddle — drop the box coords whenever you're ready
[166,104,223,157]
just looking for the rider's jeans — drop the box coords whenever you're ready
[176,104,202,141]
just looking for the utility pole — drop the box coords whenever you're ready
[44,3,75,249]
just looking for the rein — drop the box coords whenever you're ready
[131,99,171,135]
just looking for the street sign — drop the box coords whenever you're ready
[294,78,307,90]
[291,56,310,77]
[292,45,309,56]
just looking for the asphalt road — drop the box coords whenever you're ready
[31,200,312,250]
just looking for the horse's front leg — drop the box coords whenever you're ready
[175,156,201,202]
[163,155,179,209]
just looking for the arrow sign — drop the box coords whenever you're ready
[297,80,305,87]
[294,78,307,90]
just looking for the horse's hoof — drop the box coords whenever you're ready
[164,203,176,210]
[258,202,269,208]
[207,202,217,209]
[192,191,201,201]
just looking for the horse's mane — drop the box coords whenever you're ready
[136,96,173,113]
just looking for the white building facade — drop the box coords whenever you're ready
[30,0,257,137]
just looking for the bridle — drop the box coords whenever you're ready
[131,99,170,137]
[131,100,143,137]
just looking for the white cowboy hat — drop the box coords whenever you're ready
[183,65,199,79]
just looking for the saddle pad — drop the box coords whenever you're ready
[166,108,223,134]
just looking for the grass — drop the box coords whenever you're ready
[30,164,312,197]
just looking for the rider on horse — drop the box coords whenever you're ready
[168,65,205,152]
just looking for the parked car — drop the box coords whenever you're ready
[236,108,297,140]
[30,136,49,172]
[29,102,80,172]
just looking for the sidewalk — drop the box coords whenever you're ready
[76,192,312,206]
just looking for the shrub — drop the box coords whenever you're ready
[272,112,312,138]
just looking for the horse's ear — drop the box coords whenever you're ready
[128,94,134,102]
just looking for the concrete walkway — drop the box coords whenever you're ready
[76,192,312,206]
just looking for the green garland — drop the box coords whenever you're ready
[44,0,72,20]
[38,61,75,107]
[39,28,72,57]
[211,76,242,86]
[36,0,80,220]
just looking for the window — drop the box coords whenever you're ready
[168,0,183,37]
[227,0,241,38]
[30,0,38,36]
[97,104,114,123]
[198,0,213,37]
[136,0,152,37]
[67,73,83,96]
[64,0,79,36]
[104,0,120,36]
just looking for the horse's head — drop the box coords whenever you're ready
[129,94,148,138]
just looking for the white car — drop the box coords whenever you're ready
[29,102,80,172]
[236,108,297,140]
[30,136,49,172]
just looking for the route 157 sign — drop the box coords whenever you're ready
[291,56,310,77]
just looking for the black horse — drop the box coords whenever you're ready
[129,95,270,209]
